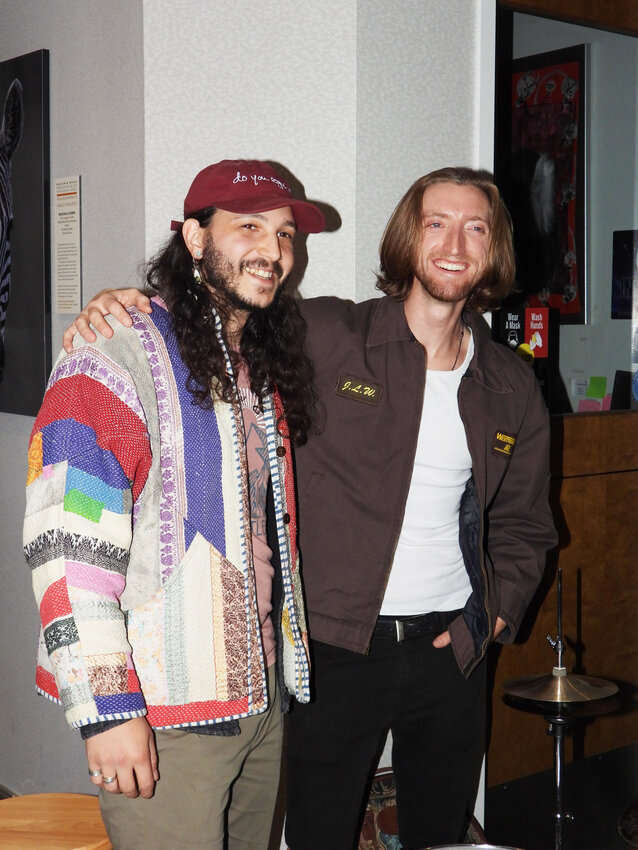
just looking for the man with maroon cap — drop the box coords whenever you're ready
[24,159,324,848]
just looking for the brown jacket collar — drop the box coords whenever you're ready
[365,295,517,394]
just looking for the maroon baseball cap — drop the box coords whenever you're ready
[170,159,325,234]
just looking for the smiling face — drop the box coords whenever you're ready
[201,206,296,316]
[412,181,491,306]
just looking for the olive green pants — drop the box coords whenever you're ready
[100,667,283,849]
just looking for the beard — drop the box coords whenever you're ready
[200,234,284,315]
[413,260,480,304]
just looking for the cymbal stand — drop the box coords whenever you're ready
[503,568,618,850]
[545,569,572,850]
[544,709,572,850]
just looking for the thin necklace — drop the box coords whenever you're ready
[450,322,465,371]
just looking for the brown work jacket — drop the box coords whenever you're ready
[295,295,558,677]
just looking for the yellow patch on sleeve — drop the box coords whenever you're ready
[26,431,44,485]
[492,430,517,456]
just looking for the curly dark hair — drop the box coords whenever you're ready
[376,166,515,312]
[144,207,317,446]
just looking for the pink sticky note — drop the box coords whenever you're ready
[577,398,602,412]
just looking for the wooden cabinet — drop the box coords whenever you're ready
[487,411,638,786]
[498,0,638,37]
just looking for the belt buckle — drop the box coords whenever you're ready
[395,619,404,642]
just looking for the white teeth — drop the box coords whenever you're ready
[436,261,465,271]
[246,267,272,280]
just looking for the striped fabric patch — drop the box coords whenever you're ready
[43,616,78,653]
[33,374,151,498]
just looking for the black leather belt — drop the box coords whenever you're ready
[373,609,463,642]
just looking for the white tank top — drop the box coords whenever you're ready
[380,331,474,615]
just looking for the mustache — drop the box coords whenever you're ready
[240,257,284,279]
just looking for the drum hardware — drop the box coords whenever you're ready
[424,845,524,849]
[502,569,618,850]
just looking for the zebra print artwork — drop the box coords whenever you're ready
[0,78,24,383]
[0,50,50,416]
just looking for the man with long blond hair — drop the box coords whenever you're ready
[62,166,556,849]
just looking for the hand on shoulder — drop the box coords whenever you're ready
[63,288,152,353]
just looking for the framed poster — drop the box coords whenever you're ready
[504,44,588,324]
[611,229,637,320]
[0,49,51,416]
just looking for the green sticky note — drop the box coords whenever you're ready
[586,376,607,399]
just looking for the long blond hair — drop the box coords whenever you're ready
[376,167,515,312]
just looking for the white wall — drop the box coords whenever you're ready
[513,14,638,407]
[0,0,492,821]
[355,0,493,299]
[142,0,493,303]
[0,0,145,796]
[142,0,357,300]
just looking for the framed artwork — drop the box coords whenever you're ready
[502,44,588,324]
[611,230,637,320]
[0,49,51,416]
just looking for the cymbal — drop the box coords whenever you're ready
[502,672,618,703]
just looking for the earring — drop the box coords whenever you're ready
[192,249,203,285]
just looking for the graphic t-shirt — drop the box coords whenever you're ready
[236,363,276,668]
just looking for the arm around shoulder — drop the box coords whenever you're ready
[63,287,152,352]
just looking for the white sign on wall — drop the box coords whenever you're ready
[54,175,82,313]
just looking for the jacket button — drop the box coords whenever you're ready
[283,513,291,524]
[276,446,286,457]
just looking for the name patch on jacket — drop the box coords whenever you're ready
[493,430,517,456]
[335,374,383,405]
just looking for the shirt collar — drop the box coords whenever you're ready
[366,296,516,394]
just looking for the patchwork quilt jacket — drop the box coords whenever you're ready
[24,302,310,731]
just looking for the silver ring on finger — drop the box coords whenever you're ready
[88,769,102,777]
[102,775,117,784]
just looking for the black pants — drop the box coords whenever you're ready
[285,633,486,850]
